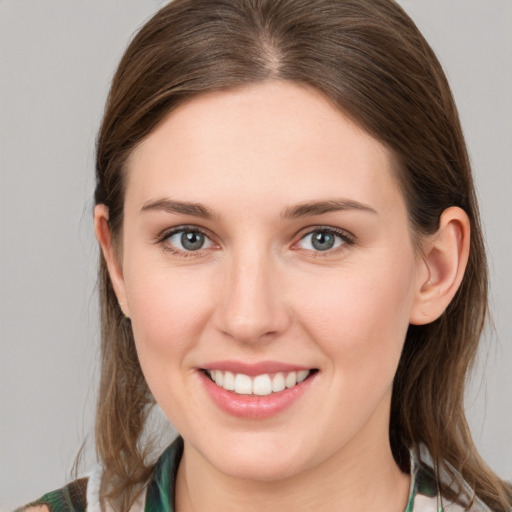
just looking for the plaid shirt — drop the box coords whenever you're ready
[17,437,493,512]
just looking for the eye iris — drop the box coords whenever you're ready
[181,231,204,251]
[312,231,335,251]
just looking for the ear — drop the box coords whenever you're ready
[94,204,130,318]
[409,207,470,325]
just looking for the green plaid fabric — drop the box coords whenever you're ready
[20,478,88,512]
[16,438,479,512]
[144,438,183,512]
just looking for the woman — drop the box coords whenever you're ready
[19,0,511,511]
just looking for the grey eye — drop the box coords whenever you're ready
[298,229,344,252]
[167,229,213,251]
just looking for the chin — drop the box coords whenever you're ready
[196,430,316,482]
[214,453,304,482]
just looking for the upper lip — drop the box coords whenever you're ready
[200,360,314,376]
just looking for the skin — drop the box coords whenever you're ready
[95,81,470,512]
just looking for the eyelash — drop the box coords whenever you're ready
[156,225,355,258]
[295,226,354,257]
[156,225,214,258]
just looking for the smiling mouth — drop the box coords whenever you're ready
[202,369,318,396]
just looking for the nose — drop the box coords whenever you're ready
[213,249,291,344]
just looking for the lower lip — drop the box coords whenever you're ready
[199,371,316,419]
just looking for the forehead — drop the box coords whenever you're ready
[125,81,404,218]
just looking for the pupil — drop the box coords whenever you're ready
[312,231,334,251]
[181,231,204,251]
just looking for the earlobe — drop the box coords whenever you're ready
[409,207,470,325]
[94,204,130,318]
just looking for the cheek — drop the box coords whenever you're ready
[123,263,219,430]
[123,263,214,364]
[294,255,416,379]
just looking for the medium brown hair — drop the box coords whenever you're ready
[93,0,512,510]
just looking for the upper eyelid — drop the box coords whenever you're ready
[296,225,354,242]
[158,224,213,241]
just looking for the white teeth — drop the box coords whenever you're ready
[253,374,272,396]
[285,371,297,388]
[272,372,286,392]
[297,370,309,383]
[207,369,312,395]
[234,373,253,395]
[214,369,224,387]
[223,371,235,391]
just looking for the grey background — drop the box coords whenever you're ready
[0,1,510,510]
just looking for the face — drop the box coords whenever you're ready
[107,81,426,481]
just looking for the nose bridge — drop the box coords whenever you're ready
[215,242,289,343]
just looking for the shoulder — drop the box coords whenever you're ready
[17,507,51,512]
[15,477,88,512]
[410,448,498,512]
[15,438,184,512]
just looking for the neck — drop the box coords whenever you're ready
[175,426,410,512]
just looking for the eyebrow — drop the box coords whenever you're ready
[141,197,377,219]
[282,199,378,218]
[141,198,218,219]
